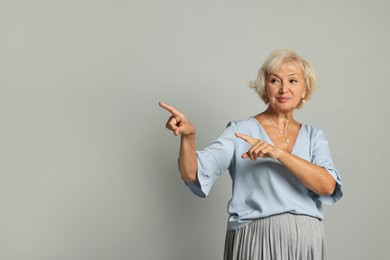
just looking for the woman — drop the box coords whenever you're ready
[159,48,342,260]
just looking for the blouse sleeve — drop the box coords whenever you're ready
[185,121,237,197]
[310,128,343,204]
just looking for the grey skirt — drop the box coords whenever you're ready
[224,213,327,260]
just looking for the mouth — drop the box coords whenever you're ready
[276,97,290,102]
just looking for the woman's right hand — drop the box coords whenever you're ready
[159,102,197,181]
[159,102,195,136]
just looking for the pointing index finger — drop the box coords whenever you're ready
[159,102,182,117]
[235,133,258,145]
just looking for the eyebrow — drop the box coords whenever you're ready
[269,73,300,77]
[269,73,281,78]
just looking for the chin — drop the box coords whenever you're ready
[272,105,297,113]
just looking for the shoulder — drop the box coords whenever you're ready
[300,124,328,141]
[226,117,258,131]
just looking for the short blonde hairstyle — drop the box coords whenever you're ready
[249,48,317,108]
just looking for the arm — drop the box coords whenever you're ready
[159,102,198,182]
[178,134,197,182]
[277,151,336,195]
[235,133,336,196]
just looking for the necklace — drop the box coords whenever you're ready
[265,115,290,143]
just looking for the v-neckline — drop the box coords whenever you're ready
[250,116,302,154]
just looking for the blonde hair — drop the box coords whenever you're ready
[249,48,317,108]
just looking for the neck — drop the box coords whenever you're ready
[263,107,294,128]
[261,108,294,143]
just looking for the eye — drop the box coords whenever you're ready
[270,78,280,84]
[290,79,298,84]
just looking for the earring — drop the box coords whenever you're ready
[302,99,306,103]
[264,98,269,104]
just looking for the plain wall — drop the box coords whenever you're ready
[1,0,389,259]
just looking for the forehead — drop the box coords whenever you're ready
[270,61,304,76]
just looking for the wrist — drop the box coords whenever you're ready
[183,123,196,137]
[181,131,196,140]
[274,148,287,160]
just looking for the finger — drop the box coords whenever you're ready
[173,124,187,136]
[166,116,179,131]
[241,152,250,160]
[174,127,183,136]
[165,116,188,136]
[242,141,270,160]
[159,102,183,117]
[241,151,269,160]
[252,146,269,158]
[251,142,273,159]
[243,150,256,161]
[235,133,258,145]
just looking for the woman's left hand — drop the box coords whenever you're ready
[235,133,282,160]
[236,133,336,195]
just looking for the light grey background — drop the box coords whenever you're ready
[1,0,389,259]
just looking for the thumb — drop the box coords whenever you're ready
[241,152,250,159]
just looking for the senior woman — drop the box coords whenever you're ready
[159,48,342,260]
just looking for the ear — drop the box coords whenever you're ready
[302,85,308,99]
[263,89,269,102]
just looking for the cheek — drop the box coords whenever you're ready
[265,85,278,95]
[296,85,307,96]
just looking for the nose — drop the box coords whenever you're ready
[279,83,287,93]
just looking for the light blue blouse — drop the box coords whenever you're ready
[185,117,343,230]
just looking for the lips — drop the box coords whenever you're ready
[277,97,290,102]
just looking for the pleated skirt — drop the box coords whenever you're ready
[224,213,327,260]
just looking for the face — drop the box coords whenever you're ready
[265,62,307,113]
